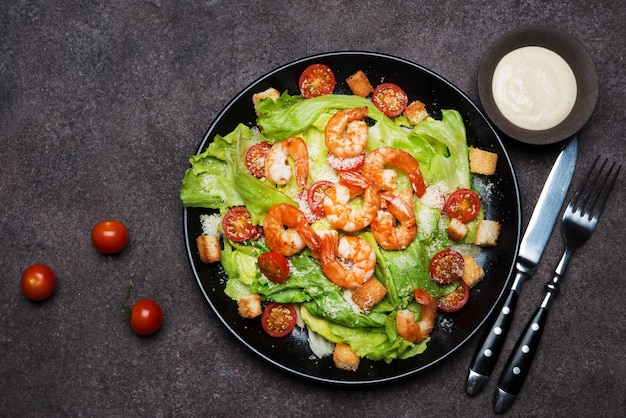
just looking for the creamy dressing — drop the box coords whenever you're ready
[492,46,577,130]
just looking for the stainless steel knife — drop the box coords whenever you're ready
[465,136,577,396]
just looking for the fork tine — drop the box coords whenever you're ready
[590,160,621,220]
[569,156,600,213]
[573,156,621,220]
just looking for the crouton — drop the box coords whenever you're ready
[404,100,429,125]
[469,148,498,175]
[447,218,469,242]
[196,235,221,263]
[346,70,374,97]
[333,343,360,371]
[238,294,262,319]
[252,87,280,116]
[462,255,485,288]
[352,278,387,313]
[474,220,501,247]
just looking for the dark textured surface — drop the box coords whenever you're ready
[1,1,624,417]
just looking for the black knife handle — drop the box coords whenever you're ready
[466,287,519,395]
[493,305,548,413]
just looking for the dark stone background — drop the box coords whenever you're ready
[1,1,624,416]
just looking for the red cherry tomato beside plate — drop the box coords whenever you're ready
[20,263,56,301]
[130,298,163,336]
[91,220,129,254]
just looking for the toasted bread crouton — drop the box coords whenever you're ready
[462,255,485,288]
[469,148,498,175]
[333,343,360,371]
[404,100,429,125]
[238,294,262,319]
[252,87,280,116]
[346,70,374,97]
[447,218,469,242]
[196,235,221,264]
[352,278,387,312]
[474,220,501,247]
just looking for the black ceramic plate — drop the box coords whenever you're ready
[478,25,598,145]
[184,52,521,385]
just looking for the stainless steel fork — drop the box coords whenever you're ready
[493,156,622,414]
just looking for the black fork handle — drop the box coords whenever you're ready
[493,251,568,414]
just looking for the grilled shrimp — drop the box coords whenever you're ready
[362,146,426,197]
[323,174,380,232]
[319,232,376,289]
[395,289,437,343]
[265,136,309,189]
[263,203,321,256]
[324,107,369,158]
[371,191,417,250]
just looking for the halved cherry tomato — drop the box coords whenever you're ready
[250,225,264,241]
[307,180,334,217]
[327,151,365,173]
[298,63,336,99]
[222,206,257,242]
[20,263,56,301]
[261,303,297,337]
[245,142,272,178]
[437,280,470,312]
[130,298,163,336]
[258,251,290,284]
[372,83,408,117]
[444,189,481,223]
[91,220,129,254]
[429,249,465,285]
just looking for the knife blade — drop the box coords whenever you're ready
[465,136,577,396]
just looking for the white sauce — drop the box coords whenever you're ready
[492,46,577,130]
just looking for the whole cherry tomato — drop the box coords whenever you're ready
[91,220,129,254]
[130,298,163,336]
[20,263,56,301]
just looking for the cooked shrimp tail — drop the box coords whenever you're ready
[263,203,320,256]
[395,289,437,343]
[265,137,309,189]
[319,233,376,289]
[363,146,426,196]
[325,107,369,158]
[371,191,417,250]
[323,181,380,232]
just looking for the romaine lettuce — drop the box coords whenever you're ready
[180,92,477,364]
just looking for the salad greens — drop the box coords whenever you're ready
[180,91,480,364]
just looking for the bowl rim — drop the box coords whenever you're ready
[478,25,599,145]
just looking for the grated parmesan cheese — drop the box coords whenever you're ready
[200,213,222,237]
